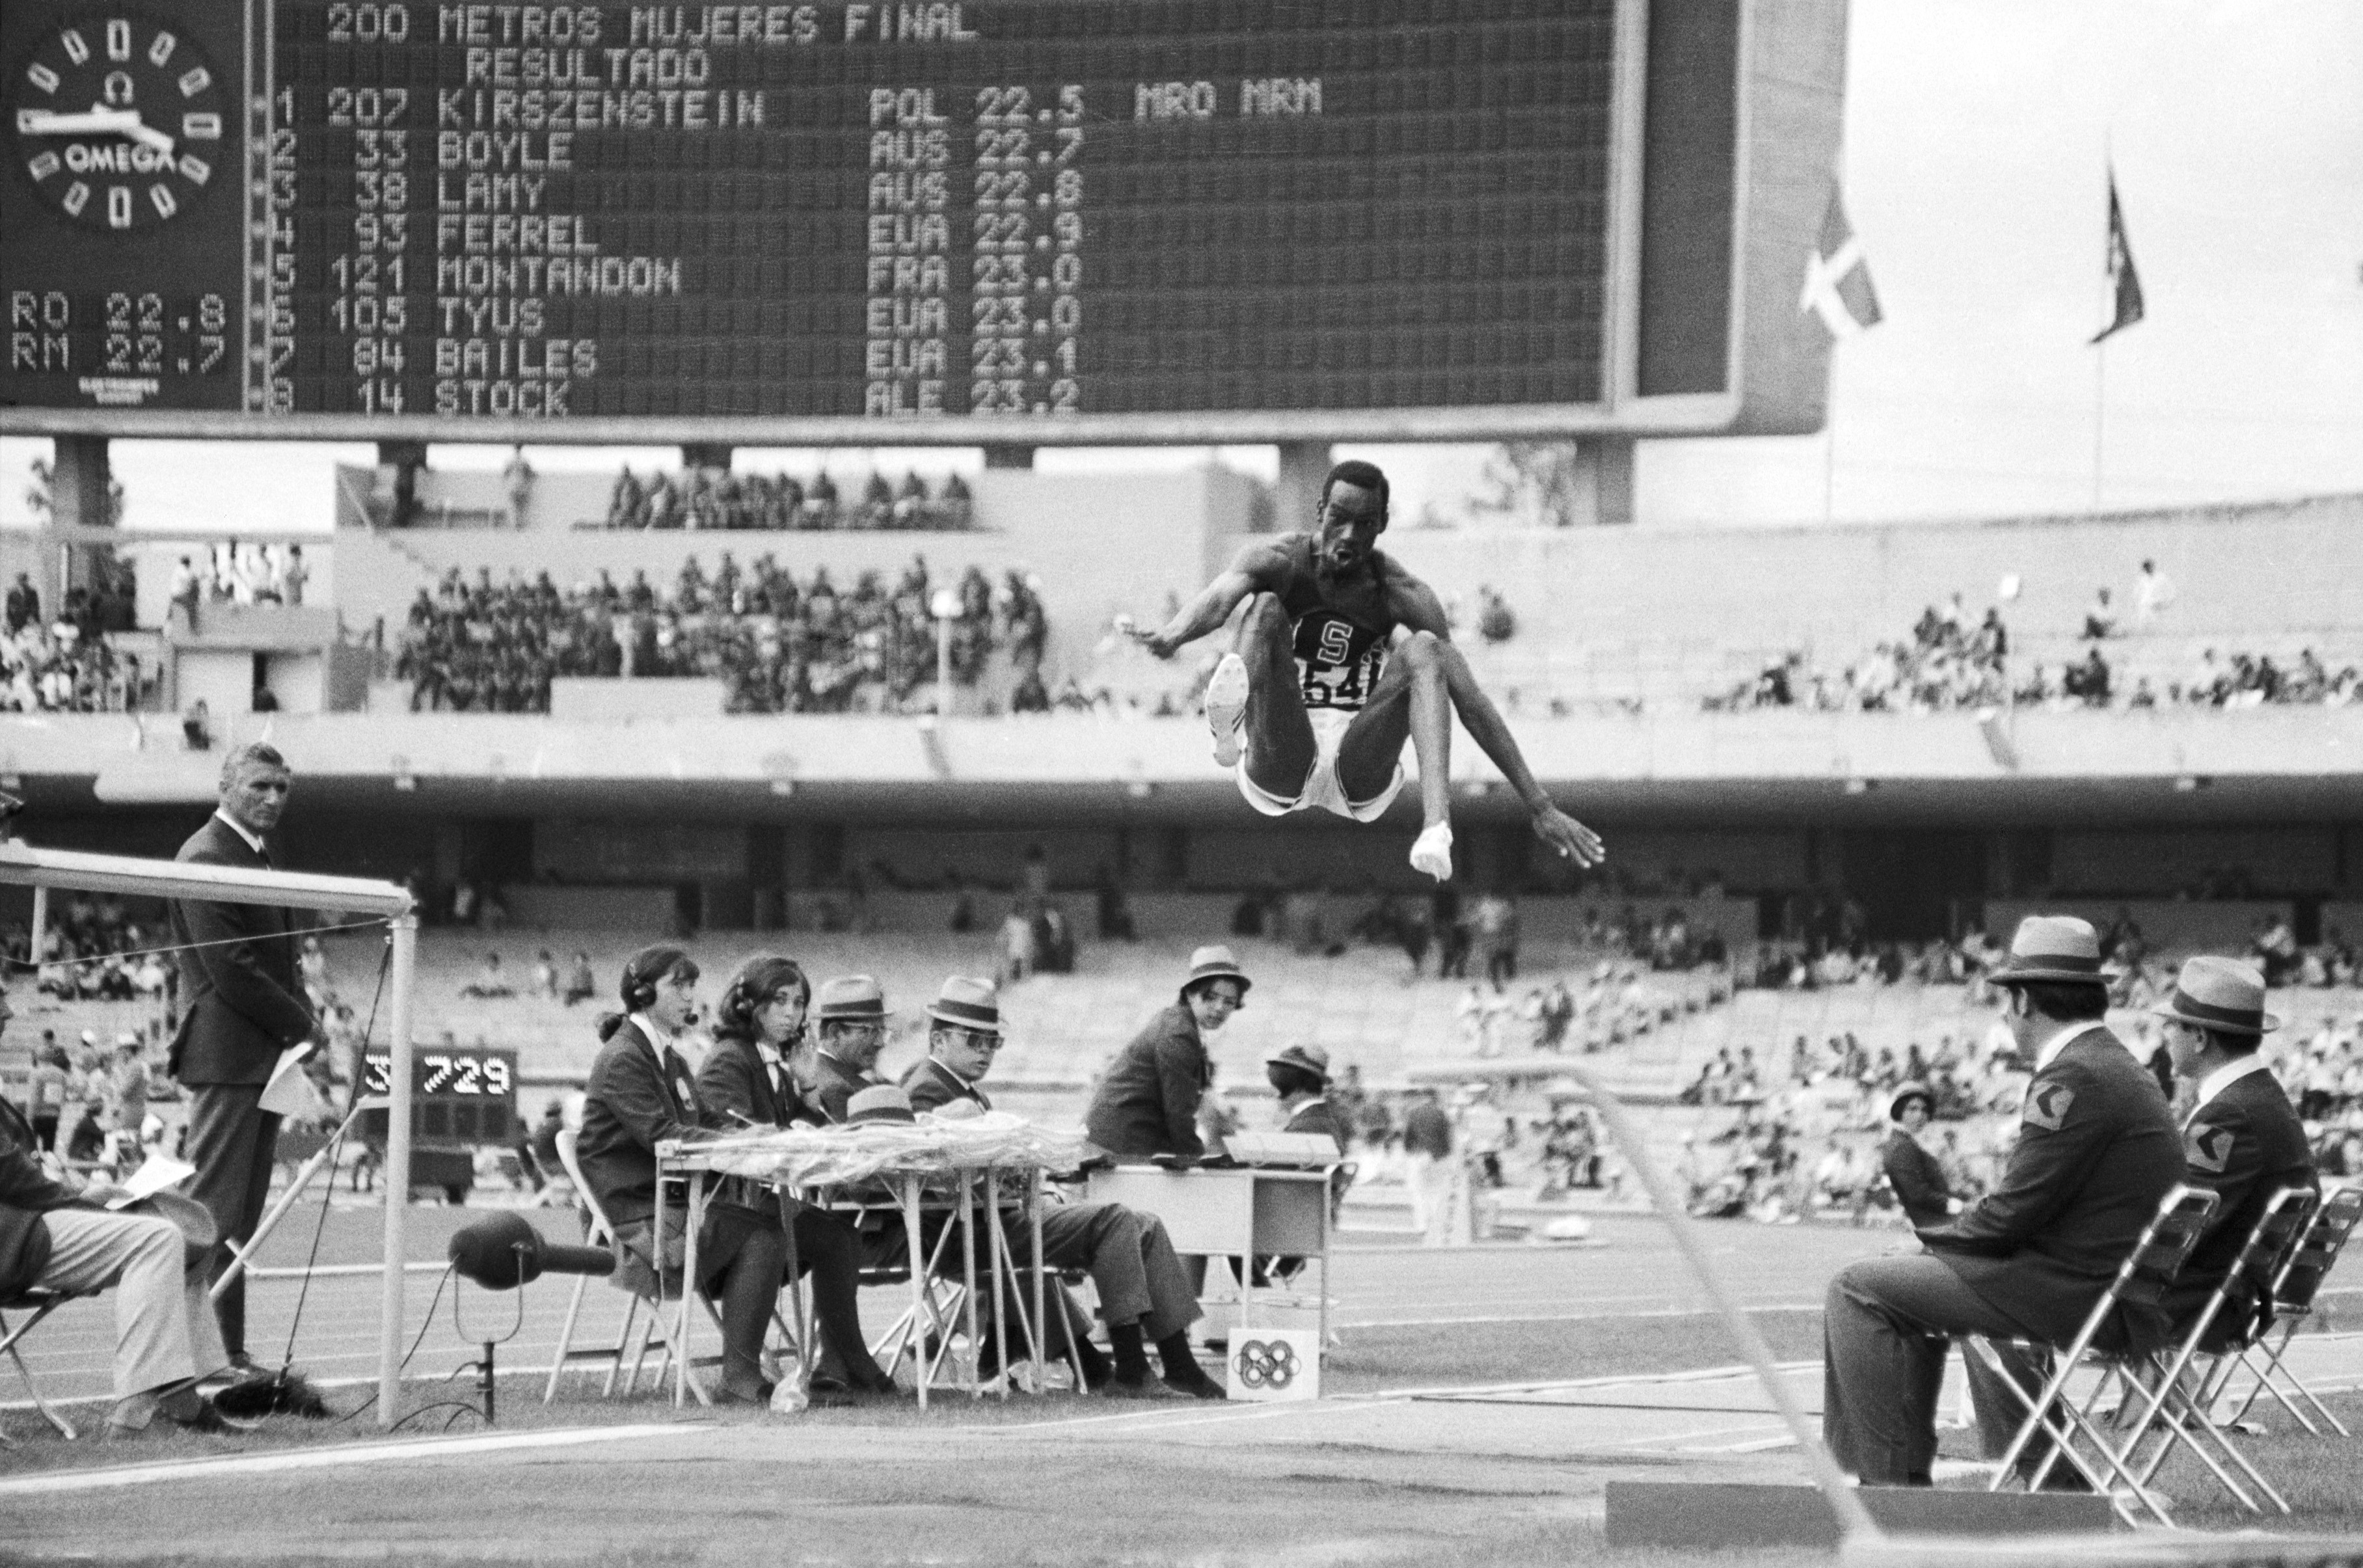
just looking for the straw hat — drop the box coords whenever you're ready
[1264,1043,1331,1082]
[844,1085,917,1126]
[1180,945,1251,999]
[815,975,891,1025]
[2152,956,2279,1037]
[1986,916,2107,988]
[925,976,1002,1034]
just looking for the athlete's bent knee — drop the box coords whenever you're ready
[1398,629,1445,670]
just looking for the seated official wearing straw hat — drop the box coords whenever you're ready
[904,978,1223,1399]
[1267,1044,1347,1157]
[807,976,895,1122]
[1084,947,1249,1162]
[2154,956,2316,1345]
[1821,915,2185,1488]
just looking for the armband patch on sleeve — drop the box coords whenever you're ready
[2022,1081,2075,1132]
[2185,1123,2234,1175]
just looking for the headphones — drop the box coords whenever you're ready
[621,969,659,1012]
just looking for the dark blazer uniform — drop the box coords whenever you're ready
[902,1057,989,1114]
[1919,1026,2187,1349]
[169,815,313,1085]
[1283,1098,1349,1157]
[696,1036,817,1133]
[2169,1064,2316,1340]
[576,1019,707,1234]
[1824,1023,2186,1486]
[1084,1005,1210,1159]
[1880,1131,1956,1231]
[696,1036,896,1389]
[809,1050,880,1123]
[168,812,315,1358]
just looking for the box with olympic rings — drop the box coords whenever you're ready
[1224,1326,1321,1403]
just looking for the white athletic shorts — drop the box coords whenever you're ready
[1236,708,1407,824]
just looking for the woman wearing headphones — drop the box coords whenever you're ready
[698,953,902,1402]
[575,945,787,1405]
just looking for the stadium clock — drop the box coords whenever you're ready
[9,9,228,232]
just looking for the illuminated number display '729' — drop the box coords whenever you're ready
[362,1046,515,1099]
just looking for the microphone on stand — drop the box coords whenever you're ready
[447,1211,614,1290]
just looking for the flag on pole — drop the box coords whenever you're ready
[1800,183,1882,337]
[2091,172,2146,344]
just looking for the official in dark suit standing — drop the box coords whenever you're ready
[169,743,314,1369]
[1083,946,1249,1161]
[696,954,901,1401]
[1878,1083,1961,1232]
[577,945,785,1405]
[2154,957,2316,1343]
[1821,916,2185,1487]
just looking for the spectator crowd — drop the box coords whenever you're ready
[0,560,150,714]
[396,555,1048,716]
[601,467,975,532]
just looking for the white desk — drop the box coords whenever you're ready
[1086,1165,1334,1342]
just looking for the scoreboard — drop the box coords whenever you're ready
[362,1041,518,1145]
[0,0,1846,444]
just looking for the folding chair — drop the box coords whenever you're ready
[542,1129,726,1404]
[2115,1185,2318,1514]
[1967,1183,2219,1528]
[2217,1184,2363,1437]
[0,1287,87,1443]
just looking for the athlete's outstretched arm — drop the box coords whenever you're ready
[1395,582,1607,868]
[1127,542,1288,659]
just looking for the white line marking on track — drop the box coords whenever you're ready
[0,1422,702,1496]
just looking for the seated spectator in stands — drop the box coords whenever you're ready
[561,950,597,1007]
[182,699,212,751]
[1475,586,1517,644]
[532,949,560,1000]
[461,952,515,999]
[1879,1083,1962,1230]
[2083,585,2118,640]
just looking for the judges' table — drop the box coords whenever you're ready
[1085,1165,1335,1344]
[657,1115,1087,1409]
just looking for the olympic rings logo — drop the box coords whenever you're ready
[1232,1338,1299,1390]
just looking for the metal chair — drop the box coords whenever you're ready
[541,1129,725,1404]
[1967,1183,2219,1527]
[2115,1184,2319,1513]
[0,1288,87,1443]
[2215,1184,2363,1437]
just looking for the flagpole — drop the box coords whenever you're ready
[2092,142,2111,511]
[2098,150,2117,512]
[2092,342,2106,511]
